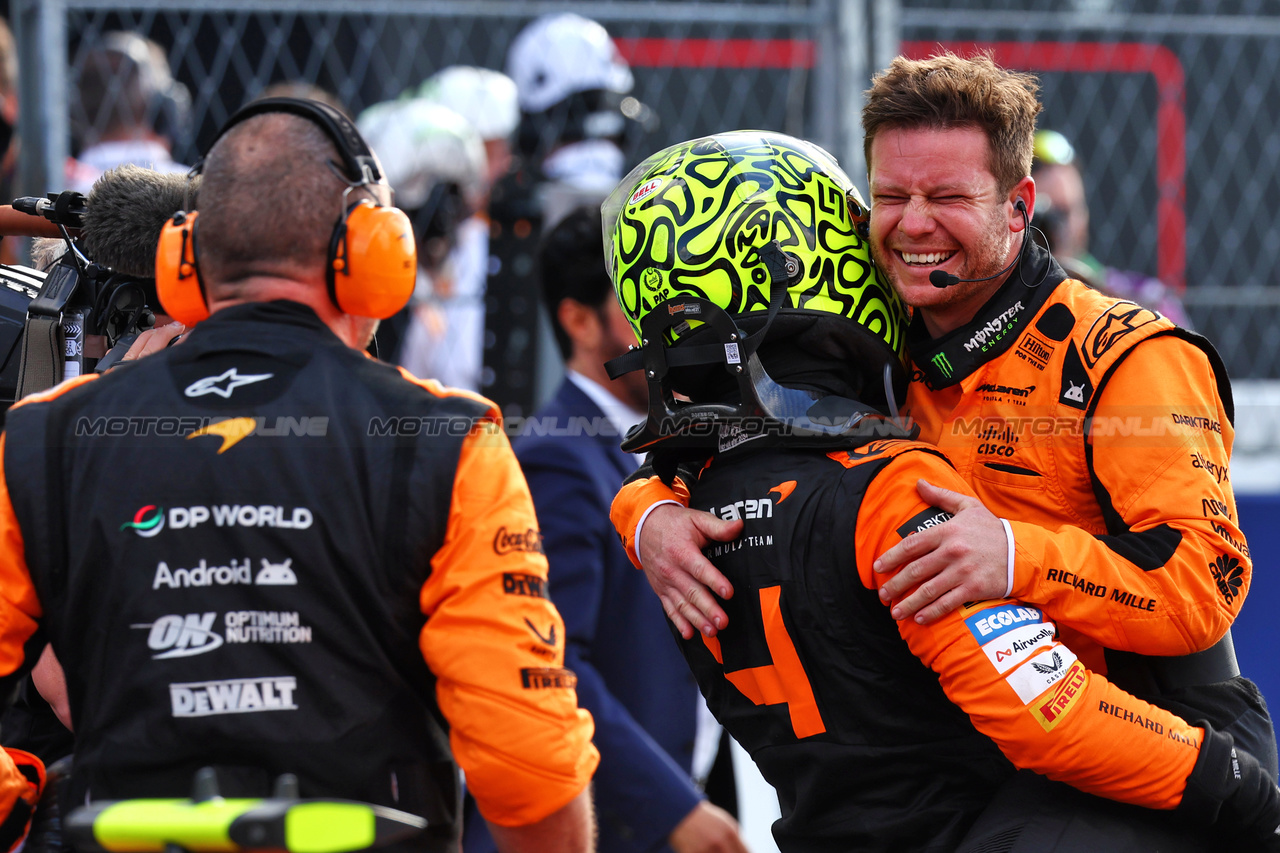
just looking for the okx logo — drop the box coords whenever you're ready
[122,505,165,538]
[931,352,954,379]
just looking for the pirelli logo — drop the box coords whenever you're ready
[1030,661,1088,731]
[521,667,577,689]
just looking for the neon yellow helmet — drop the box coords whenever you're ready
[603,130,905,359]
[601,131,912,452]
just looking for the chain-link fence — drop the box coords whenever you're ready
[901,0,1280,383]
[9,1,1280,383]
[9,0,865,417]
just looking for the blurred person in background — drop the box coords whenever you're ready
[415,65,521,392]
[257,80,352,118]
[505,12,652,225]
[357,97,488,385]
[0,17,22,264]
[69,30,191,192]
[463,208,750,853]
[1031,128,1191,327]
[485,12,655,419]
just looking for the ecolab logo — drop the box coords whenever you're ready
[170,676,297,718]
[125,505,313,537]
[966,604,1042,642]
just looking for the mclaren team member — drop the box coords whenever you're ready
[614,54,1273,843]
[0,98,596,852]
[598,130,1280,852]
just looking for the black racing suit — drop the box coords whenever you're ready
[0,300,597,850]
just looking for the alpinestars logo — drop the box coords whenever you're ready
[184,368,274,399]
[121,505,165,538]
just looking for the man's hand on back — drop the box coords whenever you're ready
[873,479,1010,623]
[670,801,752,853]
[639,505,741,640]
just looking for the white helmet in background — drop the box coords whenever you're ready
[505,13,633,114]
[357,99,486,269]
[504,13,653,162]
[416,65,519,142]
[358,98,486,212]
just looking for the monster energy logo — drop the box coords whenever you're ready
[932,353,954,378]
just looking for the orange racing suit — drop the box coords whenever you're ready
[680,437,1210,850]
[611,245,1273,805]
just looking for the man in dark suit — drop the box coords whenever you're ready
[463,208,749,853]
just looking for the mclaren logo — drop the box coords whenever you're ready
[769,481,797,503]
[711,497,773,521]
[187,417,257,454]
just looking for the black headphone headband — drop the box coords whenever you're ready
[200,96,382,184]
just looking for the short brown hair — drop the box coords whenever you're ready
[862,52,1042,194]
[197,112,345,294]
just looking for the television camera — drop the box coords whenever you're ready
[0,188,162,416]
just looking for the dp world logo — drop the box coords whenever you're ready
[122,505,165,538]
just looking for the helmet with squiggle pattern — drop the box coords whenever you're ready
[602,130,906,367]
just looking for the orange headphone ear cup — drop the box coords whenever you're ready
[155,211,211,327]
[326,200,417,319]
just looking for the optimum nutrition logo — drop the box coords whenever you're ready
[931,353,954,379]
[121,505,165,538]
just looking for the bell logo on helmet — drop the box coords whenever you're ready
[629,178,663,206]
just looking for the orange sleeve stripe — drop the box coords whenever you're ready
[855,449,1197,810]
[1012,335,1244,655]
[0,434,42,678]
[418,421,597,826]
[6,373,98,410]
[609,475,688,569]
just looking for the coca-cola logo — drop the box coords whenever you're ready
[493,526,544,555]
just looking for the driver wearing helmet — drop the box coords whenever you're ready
[601,131,1280,852]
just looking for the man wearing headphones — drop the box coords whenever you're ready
[0,98,597,852]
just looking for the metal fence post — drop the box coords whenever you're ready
[11,0,68,199]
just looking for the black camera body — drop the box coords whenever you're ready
[0,190,159,418]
